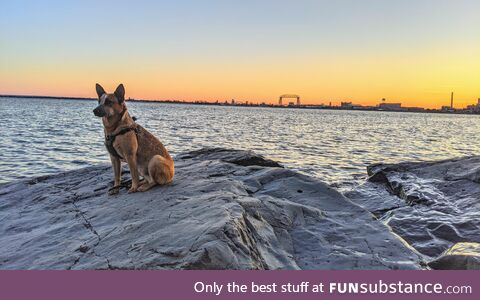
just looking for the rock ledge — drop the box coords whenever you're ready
[0,148,422,270]
[347,156,480,269]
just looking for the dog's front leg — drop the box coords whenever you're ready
[109,155,121,195]
[125,154,140,193]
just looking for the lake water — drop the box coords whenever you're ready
[1,97,479,190]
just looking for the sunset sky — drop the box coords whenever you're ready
[1,0,479,108]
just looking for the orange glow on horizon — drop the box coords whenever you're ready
[1,45,479,110]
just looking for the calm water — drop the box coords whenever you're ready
[1,97,479,190]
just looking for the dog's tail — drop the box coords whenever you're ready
[149,155,174,185]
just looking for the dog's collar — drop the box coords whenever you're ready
[105,125,137,141]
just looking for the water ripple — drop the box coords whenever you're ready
[1,97,479,191]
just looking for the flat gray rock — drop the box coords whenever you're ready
[348,156,480,262]
[0,148,422,270]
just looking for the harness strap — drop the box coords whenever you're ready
[105,125,138,159]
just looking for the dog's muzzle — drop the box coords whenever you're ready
[93,105,106,117]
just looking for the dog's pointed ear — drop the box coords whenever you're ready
[96,83,106,98]
[114,84,125,103]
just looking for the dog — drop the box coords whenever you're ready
[93,83,174,194]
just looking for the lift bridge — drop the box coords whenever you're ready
[279,94,300,106]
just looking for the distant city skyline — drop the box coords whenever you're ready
[1,0,479,109]
[3,92,480,112]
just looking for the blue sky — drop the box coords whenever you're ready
[1,0,479,107]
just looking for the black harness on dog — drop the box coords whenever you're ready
[104,109,138,160]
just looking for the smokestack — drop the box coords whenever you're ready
[451,92,454,109]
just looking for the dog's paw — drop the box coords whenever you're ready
[128,186,138,193]
[108,186,120,195]
[137,185,150,192]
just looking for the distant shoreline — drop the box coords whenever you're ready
[1,94,479,115]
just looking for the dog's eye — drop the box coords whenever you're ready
[104,99,113,106]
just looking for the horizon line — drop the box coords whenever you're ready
[1,93,478,111]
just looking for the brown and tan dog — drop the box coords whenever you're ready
[93,83,174,194]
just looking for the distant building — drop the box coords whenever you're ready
[466,98,480,113]
[340,102,365,109]
[441,105,454,113]
[379,103,402,111]
[405,107,425,112]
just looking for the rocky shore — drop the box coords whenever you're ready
[1,149,479,270]
[0,148,423,270]
[346,156,480,270]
